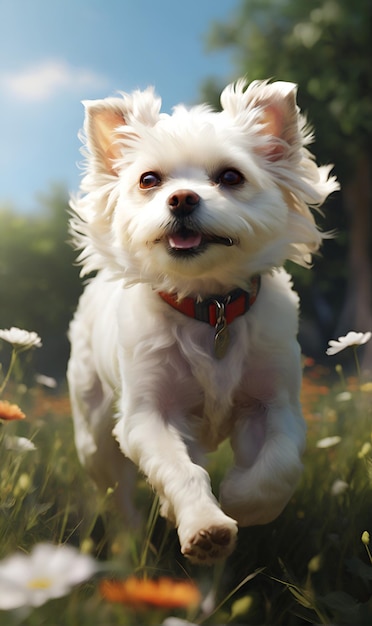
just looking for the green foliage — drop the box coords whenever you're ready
[0,187,82,378]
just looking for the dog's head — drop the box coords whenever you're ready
[70,79,338,297]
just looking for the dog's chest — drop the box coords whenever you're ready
[117,285,267,436]
[172,321,250,437]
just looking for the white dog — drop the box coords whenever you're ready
[68,79,338,564]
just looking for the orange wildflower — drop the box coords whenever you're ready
[99,576,201,609]
[0,401,26,421]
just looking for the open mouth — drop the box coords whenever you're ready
[165,228,234,257]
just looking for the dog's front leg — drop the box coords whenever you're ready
[113,404,237,564]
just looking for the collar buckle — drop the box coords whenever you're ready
[213,298,231,359]
[211,295,230,328]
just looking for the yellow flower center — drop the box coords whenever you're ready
[27,577,53,590]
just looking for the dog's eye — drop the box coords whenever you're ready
[139,172,162,189]
[217,169,244,186]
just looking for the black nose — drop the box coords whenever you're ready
[167,190,200,217]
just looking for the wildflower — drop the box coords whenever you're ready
[35,373,57,389]
[362,531,370,546]
[358,442,372,459]
[335,391,352,402]
[316,435,341,449]
[0,543,97,610]
[308,554,322,573]
[14,473,33,497]
[229,595,256,622]
[0,327,42,352]
[360,382,372,393]
[331,479,349,496]
[4,435,36,452]
[0,400,26,421]
[80,538,95,555]
[99,577,201,609]
[362,531,372,565]
[161,617,197,626]
[303,356,315,368]
[326,331,371,356]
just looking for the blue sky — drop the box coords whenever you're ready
[0,0,238,212]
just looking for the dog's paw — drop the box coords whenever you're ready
[181,522,237,565]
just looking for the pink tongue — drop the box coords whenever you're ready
[168,232,202,250]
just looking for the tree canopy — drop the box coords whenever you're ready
[203,0,371,362]
[205,0,371,176]
[0,187,82,378]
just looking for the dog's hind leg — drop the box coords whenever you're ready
[68,363,140,526]
[219,395,306,527]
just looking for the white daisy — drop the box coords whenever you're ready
[35,373,57,389]
[0,327,42,351]
[316,435,341,449]
[0,543,96,610]
[326,331,371,356]
[330,479,349,496]
[161,617,196,626]
[4,436,37,452]
[335,391,352,402]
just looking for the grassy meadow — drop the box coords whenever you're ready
[1,339,372,625]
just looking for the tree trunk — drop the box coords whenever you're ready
[336,154,372,372]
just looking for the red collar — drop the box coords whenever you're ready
[158,276,261,327]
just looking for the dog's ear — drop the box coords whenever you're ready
[83,101,126,175]
[82,88,161,175]
[257,82,299,160]
[221,80,301,161]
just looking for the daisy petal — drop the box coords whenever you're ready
[0,327,42,351]
[0,544,96,610]
[326,331,371,355]
[316,436,341,449]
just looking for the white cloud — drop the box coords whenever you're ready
[0,59,107,102]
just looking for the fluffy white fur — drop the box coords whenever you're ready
[68,79,338,564]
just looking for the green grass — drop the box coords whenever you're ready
[1,363,372,625]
